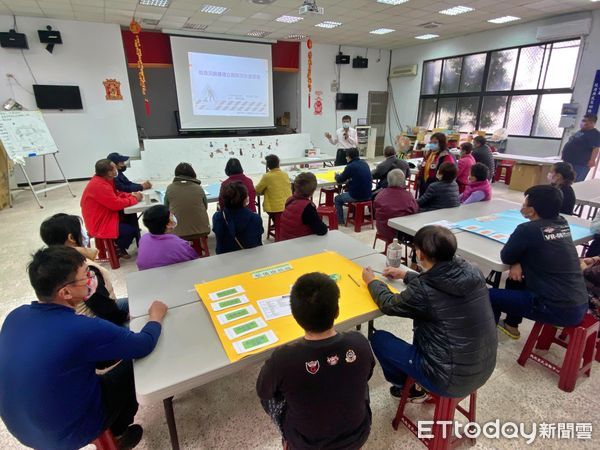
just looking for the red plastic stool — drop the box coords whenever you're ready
[373,232,392,254]
[190,236,210,258]
[318,187,338,207]
[392,377,477,450]
[316,205,338,230]
[267,212,282,241]
[345,200,374,233]
[91,429,118,450]
[94,238,120,269]
[517,313,599,392]
[493,161,514,185]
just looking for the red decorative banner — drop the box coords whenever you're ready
[129,20,150,115]
[307,39,312,109]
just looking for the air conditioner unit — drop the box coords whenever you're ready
[389,64,418,78]
[536,18,591,41]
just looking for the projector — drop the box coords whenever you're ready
[299,0,324,15]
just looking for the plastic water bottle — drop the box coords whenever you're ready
[386,238,403,268]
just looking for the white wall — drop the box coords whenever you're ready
[300,43,390,151]
[388,11,600,157]
[0,16,139,183]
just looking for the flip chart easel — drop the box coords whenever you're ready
[0,110,75,208]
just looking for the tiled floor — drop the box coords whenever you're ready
[0,181,598,449]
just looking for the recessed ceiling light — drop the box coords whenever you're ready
[370,28,395,35]
[276,15,304,24]
[139,0,170,6]
[488,16,521,24]
[200,4,229,15]
[439,6,474,16]
[286,34,307,40]
[415,34,439,40]
[376,0,410,4]
[315,21,342,29]
[183,22,208,30]
[247,30,271,37]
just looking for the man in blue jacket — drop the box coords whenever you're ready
[334,148,373,225]
[0,246,167,449]
[107,152,152,193]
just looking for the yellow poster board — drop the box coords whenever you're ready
[195,251,390,362]
[313,169,339,184]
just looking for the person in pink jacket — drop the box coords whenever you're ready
[457,142,476,194]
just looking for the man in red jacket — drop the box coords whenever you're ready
[81,159,142,256]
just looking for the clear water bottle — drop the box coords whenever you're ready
[386,238,403,268]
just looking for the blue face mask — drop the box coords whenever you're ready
[80,227,90,247]
[425,143,439,151]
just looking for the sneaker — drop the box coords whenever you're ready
[497,320,520,340]
[389,384,428,403]
[116,424,143,450]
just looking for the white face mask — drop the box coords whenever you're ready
[342,122,350,129]
[80,227,90,247]
[168,214,178,229]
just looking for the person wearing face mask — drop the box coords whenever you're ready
[136,205,198,270]
[418,132,455,197]
[459,163,492,205]
[547,162,576,215]
[40,213,129,325]
[107,152,152,193]
[325,115,358,166]
[489,185,588,340]
[361,225,497,402]
[417,162,460,212]
[471,136,495,181]
[81,159,142,258]
[0,246,167,450]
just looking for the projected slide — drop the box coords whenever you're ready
[189,52,269,117]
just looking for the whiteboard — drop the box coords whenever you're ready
[0,110,59,164]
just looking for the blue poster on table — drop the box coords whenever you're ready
[454,209,590,244]
[586,70,600,115]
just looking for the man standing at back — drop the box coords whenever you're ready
[325,115,358,166]
[562,114,600,182]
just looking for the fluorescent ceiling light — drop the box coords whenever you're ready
[247,30,271,37]
[200,4,229,14]
[415,34,439,40]
[286,34,307,40]
[139,0,170,6]
[183,23,208,30]
[376,0,410,4]
[315,21,342,29]
[276,15,304,24]
[439,6,474,16]
[488,16,521,24]
[370,28,395,35]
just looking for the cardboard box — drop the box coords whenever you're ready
[509,163,551,192]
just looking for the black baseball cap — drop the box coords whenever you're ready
[107,152,130,163]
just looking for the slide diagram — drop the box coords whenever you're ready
[188,52,269,117]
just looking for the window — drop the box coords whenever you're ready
[417,39,581,138]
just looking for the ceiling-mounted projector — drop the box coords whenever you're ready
[299,0,324,15]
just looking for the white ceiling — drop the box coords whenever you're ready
[0,0,598,49]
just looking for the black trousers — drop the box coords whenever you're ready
[100,360,139,436]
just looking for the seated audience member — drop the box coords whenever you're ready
[81,159,141,257]
[374,169,419,242]
[137,205,198,270]
[165,163,211,242]
[257,272,374,449]
[219,158,257,212]
[417,162,460,212]
[40,213,128,325]
[107,152,151,193]
[581,255,600,319]
[0,246,167,449]
[213,182,264,254]
[489,185,588,339]
[587,211,600,257]
[255,154,292,217]
[472,135,495,180]
[362,225,497,401]
[456,142,476,193]
[371,146,410,190]
[279,172,328,241]
[334,148,373,225]
[459,163,492,205]
[418,132,455,196]
[548,161,576,215]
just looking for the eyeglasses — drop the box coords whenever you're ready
[57,267,96,290]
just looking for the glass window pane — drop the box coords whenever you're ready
[440,57,462,94]
[487,49,518,91]
[533,93,571,138]
[480,96,508,132]
[436,98,458,129]
[418,98,437,129]
[514,45,545,90]
[460,53,486,92]
[507,95,538,136]
[422,60,442,95]
[544,40,580,89]
[456,97,480,132]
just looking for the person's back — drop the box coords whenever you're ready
[255,155,292,213]
[219,158,257,212]
[374,169,418,242]
[338,158,373,200]
[417,163,460,212]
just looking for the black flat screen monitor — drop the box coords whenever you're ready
[33,85,83,110]
[336,93,358,110]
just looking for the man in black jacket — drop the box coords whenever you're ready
[371,146,410,190]
[362,225,497,401]
[489,185,588,339]
[472,136,495,181]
